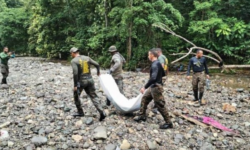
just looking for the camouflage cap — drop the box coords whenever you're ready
[70,47,79,53]
[108,45,117,52]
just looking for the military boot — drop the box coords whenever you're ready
[159,122,173,129]
[106,98,111,106]
[72,108,84,117]
[99,111,106,121]
[2,78,7,84]
[133,115,147,122]
[199,92,204,105]
[193,90,198,101]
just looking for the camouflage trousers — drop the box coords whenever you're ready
[1,64,9,79]
[115,79,124,94]
[192,72,205,92]
[139,84,171,123]
[74,78,103,113]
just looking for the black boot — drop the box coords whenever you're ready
[193,90,198,101]
[99,111,106,121]
[2,78,7,84]
[199,92,204,105]
[159,122,173,129]
[106,98,111,106]
[133,115,147,122]
[72,108,84,117]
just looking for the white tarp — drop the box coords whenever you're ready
[99,74,143,113]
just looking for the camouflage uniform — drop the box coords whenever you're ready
[71,53,104,114]
[0,52,10,84]
[139,84,171,123]
[74,78,103,114]
[192,72,206,93]
[109,46,126,94]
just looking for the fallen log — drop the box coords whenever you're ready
[173,112,208,128]
[209,65,250,69]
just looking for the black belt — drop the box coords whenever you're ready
[194,71,204,74]
[81,76,92,79]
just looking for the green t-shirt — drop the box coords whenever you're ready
[158,54,168,70]
[0,52,10,65]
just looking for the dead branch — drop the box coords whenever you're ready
[171,48,194,64]
[152,23,224,67]
[173,112,208,128]
[170,53,220,63]
[152,23,196,47]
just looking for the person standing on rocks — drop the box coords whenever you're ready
[134,48,173,129]
[156,48,168,75]
[106,45,126,106]
[0,47,11,84]
[70,47,106,121]
[152,48,168,113]
[187,49,209,104]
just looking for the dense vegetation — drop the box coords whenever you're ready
[0,0,250,69]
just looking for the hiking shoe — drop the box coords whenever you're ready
[72,112,84,117]
[106,99,111,106]
[159,122,173,129]
[99,112,106,121]
[133,115,147,122]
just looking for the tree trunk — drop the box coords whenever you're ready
[127,22,132,62]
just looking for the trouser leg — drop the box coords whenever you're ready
[139,88,153,116]
[85,79,104,114]
[115,79,124,94]
[74,88,84,114]
[151,85,171,123]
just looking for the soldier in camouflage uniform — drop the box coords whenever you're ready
[70,47,106,121]
[0,47,11,84]
[106,45,126,106]
[187,50,210,105]
[134,48,173,129]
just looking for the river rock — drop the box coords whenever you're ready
[31,136,48,146]
[105,144,116,150]
[146,140,158,150]
[93,126,107,140]
[120,139,131,150]
[72,135,83,143]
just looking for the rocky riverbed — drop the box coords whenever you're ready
[0,57,250,150]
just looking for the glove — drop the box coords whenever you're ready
[107,70,113,74]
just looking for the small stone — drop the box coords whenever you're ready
[72,135,83,143]
[244,122,250,127]
[200,142,214,150]
[153,130,158,134]
[120,139,131,150]
[0,130,9,141]
[216,113,223,118]
[105,144,116,150]
[236,88,244,92]
[8,141,14,147]
[236,138,246,144]
[146,140,158,150]
[93,126,107,140]
[61,143,68,149]
[75,120,83,127]
[31,136,48,146]
[128,128,134,134]
[85,117,93,125]
[83,142,90,148]
[213,133,218,137]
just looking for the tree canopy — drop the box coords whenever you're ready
[0,0,249,68]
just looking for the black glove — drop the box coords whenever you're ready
[107,70,113,74]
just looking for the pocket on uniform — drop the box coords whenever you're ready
[80,80,88,88]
